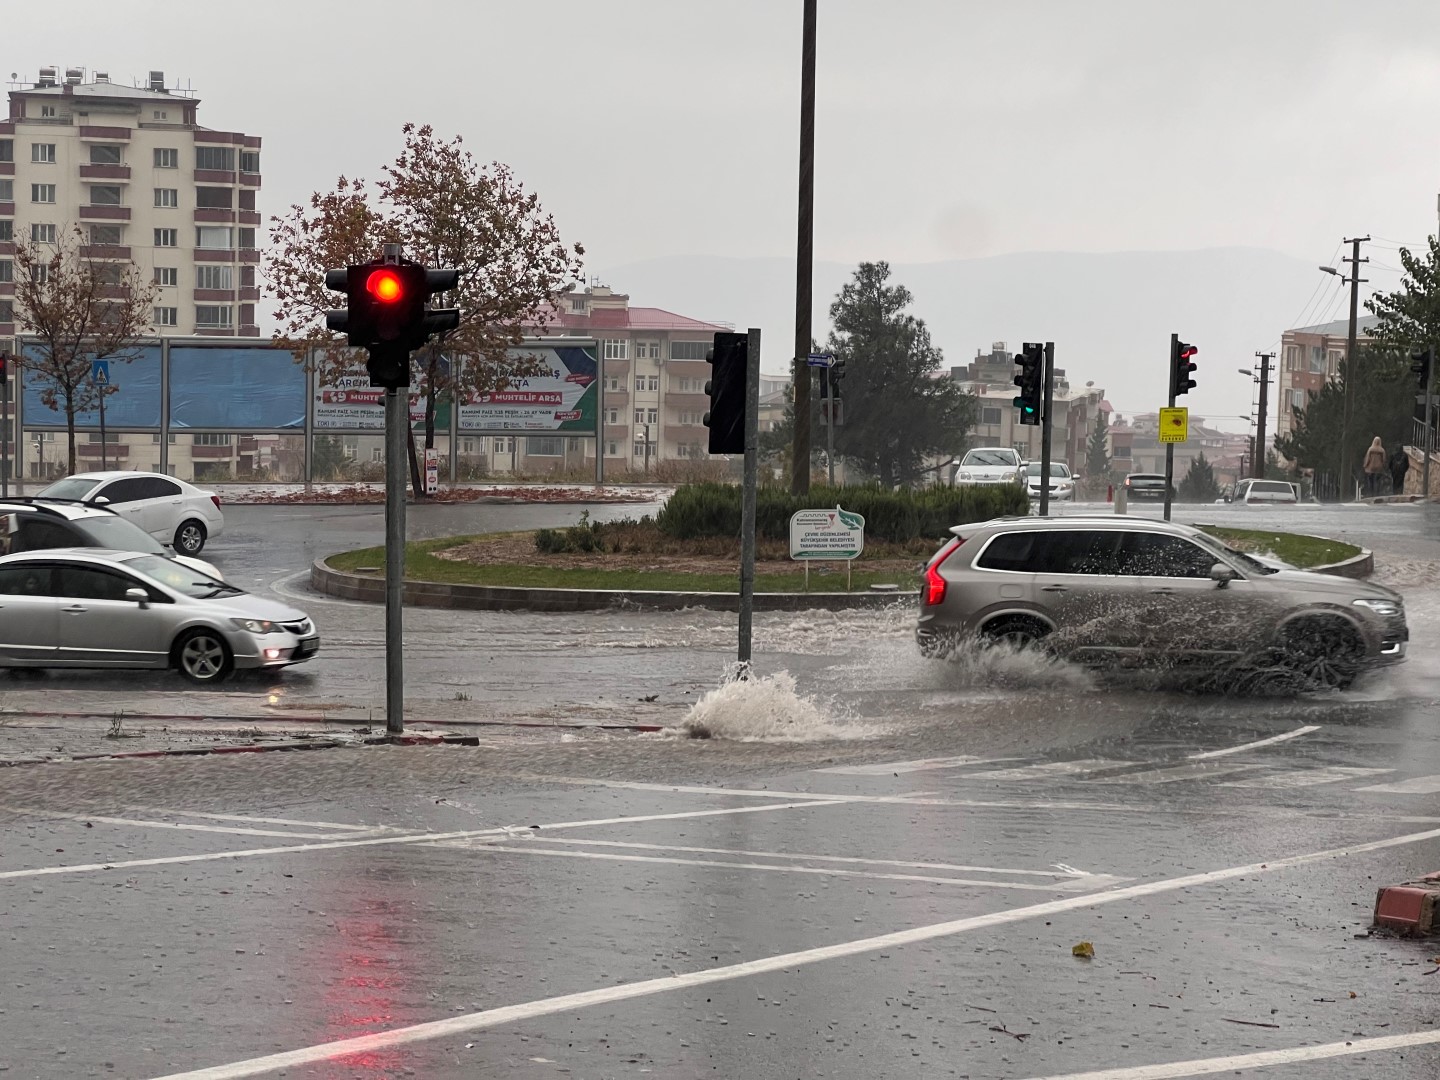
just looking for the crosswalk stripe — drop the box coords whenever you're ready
[1220,767,1394,789]
[816,755,992,776]
[960,759,1132,781]
[1356,774,1440,794]
[1091,762,1266,785]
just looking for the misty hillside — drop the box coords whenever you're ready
[597,248,1328,425]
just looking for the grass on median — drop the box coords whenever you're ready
[326,534,919,593]
[1197,525,1360,568]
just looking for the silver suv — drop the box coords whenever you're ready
[916,516,1406,688]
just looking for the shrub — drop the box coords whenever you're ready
[655,483,1028,544]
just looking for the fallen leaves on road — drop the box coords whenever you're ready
[234,485,655,506]
[1072,941,1095,959]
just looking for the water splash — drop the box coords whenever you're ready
[669,670,872,742]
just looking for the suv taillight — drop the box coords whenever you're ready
[924,537,962,606]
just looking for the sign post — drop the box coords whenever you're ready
[789,505,866,592]
[423,446,439,496]
[90,359,111,470]
[1158,404,1188,519]
[737,328,762,673]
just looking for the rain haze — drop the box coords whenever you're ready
[10,0,1440,424]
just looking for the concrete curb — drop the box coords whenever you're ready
[0,709,665,732]
[0,731,482,767]
[311,558,917,613]
[1313,548,1374,579]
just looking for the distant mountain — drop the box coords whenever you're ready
[596,248,1325,427]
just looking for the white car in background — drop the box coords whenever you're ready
[955,447,1025,487]
[1024,461,1075,501]
[1222,479,1301,505]
[38,472,224,556]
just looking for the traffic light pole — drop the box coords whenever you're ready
[1425,346,1435,499]
[384,386,406,734]
[738,327,762,672]
[1038,343,1055,517]
[822,366,836,486]
[1164,333,1177,523]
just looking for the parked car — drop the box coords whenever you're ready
[0,499,222,579]
[0,549,317,684]
[915,516,1406,688]
[955,448,1025,487]
[1024,462,1075,501]
[1123,472,1172,501]
[1220,478,1300,505]
[37,472,224,555]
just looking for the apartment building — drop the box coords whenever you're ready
[1,66,261,340]
[1273,315,1380,440]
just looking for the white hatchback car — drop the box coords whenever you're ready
[38,472,224,556]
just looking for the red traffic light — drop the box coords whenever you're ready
[366,268,405,304]
[1179,343,1198,360]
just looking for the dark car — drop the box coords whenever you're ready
[1123,473,1173,501]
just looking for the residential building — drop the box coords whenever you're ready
[1273,315,1380,441]
[1,66,261,341]
[1120,411,1250,484]
[949,343,1106,473]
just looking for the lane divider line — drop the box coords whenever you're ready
[1188,724,1320,760]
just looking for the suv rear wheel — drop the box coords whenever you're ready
[1277,617,1363,690]
[981,615,1051,651]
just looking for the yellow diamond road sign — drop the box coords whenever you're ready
[1159,406,1189,444]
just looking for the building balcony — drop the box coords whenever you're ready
[0,241,14,256]
[193,169,235,184]
[193,288,236,302]
[238,286,260,302]
[665,392,708,409]
[79,244,130,260]
[94,285,134,300]
[79,205,130,221]
[239,172,261,188]
[0,201,17,216]
[79,125,131,141]
[665,425,704,443]
[666,360,710,379]
[192,326,236,336]
[78,443,129,460]
[193,207,235,223]
[79,164,130,181]
[190,443,235,458]
[239,248,259,264]
[0,163,13,177]
[237,325,259,337]
[237,210,260,226]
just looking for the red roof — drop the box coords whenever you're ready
[531,305,729,334]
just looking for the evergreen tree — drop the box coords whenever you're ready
[1177,452,1220,502]
[1085,412,1111,480]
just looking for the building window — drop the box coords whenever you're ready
[93,263,124,285]
[89,144,122,165]
[981,406,1003,425]
[154,228,178,247]
[0,261,10,283]
[0,300,12,323]
[239,150,260,173]
[633,441,648,457]
[153,110,168,121]
[238,227,255,249]
[195,305,232,328]
[646,408,658,424]
[1309,346,1325,374]
[671,341,708,360]
[606,441,618,456]
[0,221,10,243]
[154,267,177,287]
[633,409,645,424]
[1327,349,1342,374]
[196,226,233,250]
[31,184,56,204]
[195,187,233,209]
[30,264,48,285]
[154,188,178,208]
[89,185,122,206]
[1113,444,1131,459]
[603,339,628,360]
[40,105,57,119]
[89,224,122,245]
[604,376,620,392]
[30,223,56,244]
[154,147,178,169]
[32,143,56,163]
[194,433,232,446]
[634,375,644,392]
[0,179,11,200]
[1284,345,1298,371]
[493,437,511,454]
[526,436,564,456]
[0,140,11,163]
[195,146,236,171]
[151,433,178,444]
[569,297,586,313]
[154,306,178,326]
[647,375,659,391]
[196,265,233,290]
[1290,389,1306,408]
[606,409,618,424]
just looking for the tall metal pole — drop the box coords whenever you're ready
[98,385,107,471]
[823,366,836,486]
[1,364,9,499]
[384,386,406,734]
[738,328,762,671]
[1424,344,1434,499]
[1038,342,1055,517]
[790,0,817,496]
[1253,351,1273,480]
[1338,235,1369,500]
[1164,334,1177,523]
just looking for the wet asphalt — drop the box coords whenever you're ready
[3,500,1440,1078]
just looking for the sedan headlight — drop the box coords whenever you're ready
[958,471,972,480]
[1353,598,1402,617]
[231,618,279,634]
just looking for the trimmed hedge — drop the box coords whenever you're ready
[655,483,1030,544]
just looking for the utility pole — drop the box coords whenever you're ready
[790,0,817,495]
[1253,351,1273,480]
[738,328,762,671]
[1038,343,1055,517]
[384,385,406,734]
[1164,334,1177,523]
[1338,236,1369,500]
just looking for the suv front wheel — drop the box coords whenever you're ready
[1276,617,1363,690]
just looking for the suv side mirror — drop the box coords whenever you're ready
[1209,563,1238,588]
[124,587,149,607]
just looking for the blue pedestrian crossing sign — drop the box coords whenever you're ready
[90,359,110,386]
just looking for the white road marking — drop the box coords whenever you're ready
[1091,762,1267,785]
[0,806,360,841]
[142,823,1440,1080]
[1219,766,1393,789]
[465,844,1120,891]
[123,807,385,832]
[1016,1026,1440,1079]
[0,799,848,882]
[814,755,993,775]
[512,774,941,803]
[527,836,1099,878]
[961,759,1132,781]
[1187,724,1320,760]
[1356,773,1440,794]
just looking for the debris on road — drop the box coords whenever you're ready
[1072,941,1095,959]
[1223,1018,1282,1029]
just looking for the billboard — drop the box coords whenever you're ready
[313,375,451,430]
[458,344,598,433]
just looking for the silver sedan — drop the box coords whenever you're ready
[0,549,319,684]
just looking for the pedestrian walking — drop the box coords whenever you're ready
[1363,437,1387,497]
[1389,446,1410,496]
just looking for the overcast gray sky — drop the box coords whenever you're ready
[10,1,1440,423]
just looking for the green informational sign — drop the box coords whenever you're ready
[789,506,866,560]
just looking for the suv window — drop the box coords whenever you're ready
[0,565,50,595]
[978,530,1125,575]
[8,516,83,553]
[54,564,140,601]
[94,477,150,505]
[1120,532,1220,578]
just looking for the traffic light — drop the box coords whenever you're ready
[0,353,8,387]
[1012,342,1044,425]
[1411,346,1432,390]
[703,331,748,455]
[324,257,461,390]
[1170,336,1198,398]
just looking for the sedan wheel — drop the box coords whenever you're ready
[175,520,208,556]
[176,629,232,685]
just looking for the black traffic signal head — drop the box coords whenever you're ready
[1411,346,1432,390]
[1171,337,1198,398]
[703,331,748,455]
[323,259,462,389]
[1012,342,1044,425]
